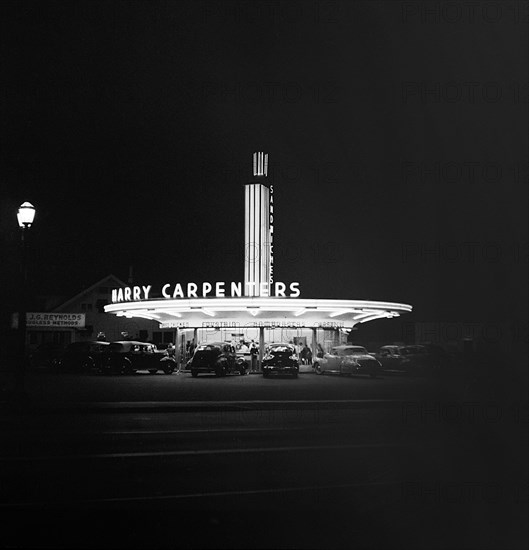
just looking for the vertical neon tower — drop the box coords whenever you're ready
[244,152,273,297]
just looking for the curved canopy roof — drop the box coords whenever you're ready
[104,297,412,330]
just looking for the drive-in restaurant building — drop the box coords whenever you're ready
[104,153,412,367]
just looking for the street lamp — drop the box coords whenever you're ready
[17,201,36,229]
[15,201,36,400]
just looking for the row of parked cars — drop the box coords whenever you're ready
[190,342,451,379]
[29,340,451,378]
[29,340,301,378]
[313,343,452,377]
[29,340,177,375]
[374,344,451,373]
[187,342,301,378]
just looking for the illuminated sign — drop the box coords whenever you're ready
[102,150,413,331]
[159,319,345,330]
[160,321,190,329]
[245,152,272,297]
[111,281,300,303]
[244,183,271,296]
[269,184,273,285]
[26,312,86,328]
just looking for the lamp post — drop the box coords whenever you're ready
[15,202,36,399]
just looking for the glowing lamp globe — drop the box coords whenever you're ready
[17,202,36,228]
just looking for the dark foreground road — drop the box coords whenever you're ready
[0,370,527,549]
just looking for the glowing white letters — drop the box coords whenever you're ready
[111,282,301,302]
[112,285,151,303]
[269,184,274,285]
[274,282,286,297]
[173,284,184,298]
[216,282,225,297]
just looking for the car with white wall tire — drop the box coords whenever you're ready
[313,345,381,378]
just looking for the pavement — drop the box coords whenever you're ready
[0,365,469,411]
[0,363,526,549]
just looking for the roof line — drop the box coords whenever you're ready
[53,274,127,312]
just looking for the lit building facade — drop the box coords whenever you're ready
[104,153,413,368]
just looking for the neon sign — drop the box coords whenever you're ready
[269,184,273,285]
[158,319,346,330]
[112,281,300,303]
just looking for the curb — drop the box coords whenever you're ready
[0,398,402,414]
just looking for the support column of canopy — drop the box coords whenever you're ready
[174,328,180,368]
[311,327,318,367]
[258,326,265,373]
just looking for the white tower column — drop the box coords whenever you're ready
[244,152,272,297]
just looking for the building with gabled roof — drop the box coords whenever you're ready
[25,274,176,353]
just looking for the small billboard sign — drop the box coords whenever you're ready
[20,312,87,329]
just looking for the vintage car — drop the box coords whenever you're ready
[100,341,176,375]
[313,345,381,378]
[56,341,110,372]
[189,342,248,378]
[262,343,299,379]
[374,344,443,374]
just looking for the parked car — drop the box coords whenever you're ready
[100,341,176,375]
[313,345,381,378]
[374,344,441,374]
[56,341,110,372]
[262,343,299,379]
[28,342,65,369]
[189,342,248,378]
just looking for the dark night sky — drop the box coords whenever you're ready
[1,1,527,325]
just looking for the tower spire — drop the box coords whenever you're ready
[252,152,268,177]
[245,152,272,296]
